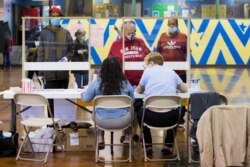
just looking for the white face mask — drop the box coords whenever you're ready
[81,37,86,42]
[168,26,178,34]
[126,34,135,41]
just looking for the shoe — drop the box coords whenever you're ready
[98,134,105,150]
[178,117,185,128]
[190,138,198,147]
[161,146,173,155]
[146,147,153,156]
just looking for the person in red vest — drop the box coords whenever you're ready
[157,18,187,82]
[108,20,151,86]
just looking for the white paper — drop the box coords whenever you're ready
[69,133,79,146]
[54,99,77,125]
[89,25,104,47]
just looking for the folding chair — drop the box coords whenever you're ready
[93,95,134,163]
[187,92,228,163]
[140,95,182,162]
[14,93,63,163]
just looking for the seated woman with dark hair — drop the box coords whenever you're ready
[136,52,188,156]
[81,56,135,149]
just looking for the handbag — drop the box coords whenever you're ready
[0,132,19,157]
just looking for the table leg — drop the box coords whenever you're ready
[10,99,16,133]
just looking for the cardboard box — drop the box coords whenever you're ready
[64,128,95,151]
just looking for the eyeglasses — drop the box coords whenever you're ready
[126,32,136,36]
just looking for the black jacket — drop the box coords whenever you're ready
[71,39,89,74]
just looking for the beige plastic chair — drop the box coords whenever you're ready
[187,93,228,163]
[93,95,134,163]
[140,95,182,162]
[14,93,63,163]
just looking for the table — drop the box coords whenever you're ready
[3,88,85,132]
[3,88,201,133]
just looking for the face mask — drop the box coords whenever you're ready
[168,26,178,34]
[126,34,135,41]
[50,18,61,27]
[191,9,195,15]
[81,37,86,42]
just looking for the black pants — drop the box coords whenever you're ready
[178,73,187,83]
[45,79,69,117]
[137,108,179,148]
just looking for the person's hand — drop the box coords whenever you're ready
[77,50,83,54]
[78,49,87,54]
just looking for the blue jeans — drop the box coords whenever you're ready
[3,51,10,67]
[74,73,88,88]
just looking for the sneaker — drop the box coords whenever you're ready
[146,147,153,156]
[98,134,105,150]
[161,146,173,155]
[178,117,186,128]
[190,138,198,147]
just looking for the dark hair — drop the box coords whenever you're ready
[99,56,126,95]
[175,18,179,26]
[168,18,179,26]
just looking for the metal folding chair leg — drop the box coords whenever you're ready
[142,129,180,162]
[111,132,114,155]
[95,130,133,163]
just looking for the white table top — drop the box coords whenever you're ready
[3,88,84,99]
[3,87,204,100]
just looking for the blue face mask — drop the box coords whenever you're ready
[50,18,61,27]
[168,26,178,34]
